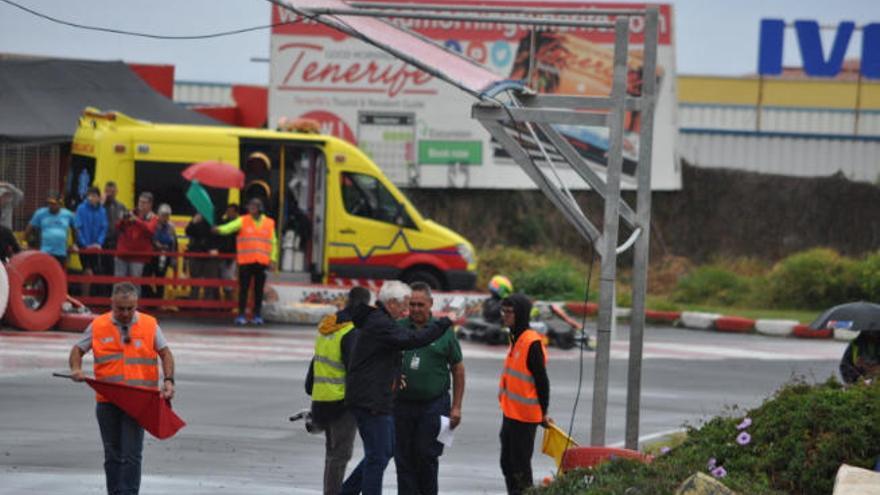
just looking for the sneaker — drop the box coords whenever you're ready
[250,316,264,326]
[234,316,247,326]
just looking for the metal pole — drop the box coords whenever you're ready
[589,16,630,447]
[296,7,615,29]
[624,6,659,451]
[349,2,647,16]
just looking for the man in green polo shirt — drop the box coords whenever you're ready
[394,282,465,495]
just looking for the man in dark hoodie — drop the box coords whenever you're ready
[306,286,372,495]
[339,281,452,495]
[498,294,551,495]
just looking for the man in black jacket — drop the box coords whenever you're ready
[340,281,452,495]
[305,286,371,495]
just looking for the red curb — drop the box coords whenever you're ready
[645,310,681,323]
[565,302,598,317]
[792,324,832,339]
[55,313,97,333]
[714,316,756,333]
[562,447,652,471]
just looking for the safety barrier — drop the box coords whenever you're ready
[5,251,67,331]
[714,316,756,333]
[66,248,238,318]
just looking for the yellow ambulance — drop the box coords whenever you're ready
[67,108,477,290]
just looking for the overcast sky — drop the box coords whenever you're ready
[0,0,878,85]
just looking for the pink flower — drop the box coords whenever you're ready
[711,466,728,478]
[707,458,717,470]
[737,417,752,430]
[736,431,752,446]
[660,446,671,455]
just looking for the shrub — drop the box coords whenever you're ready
[766,248,860,309]
[513,260,588,301]
[477,246,549,290]
[531,378,880,495]
[856,251,880,302]
[672,266,750,306]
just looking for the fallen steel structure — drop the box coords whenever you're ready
[272,0,660,449]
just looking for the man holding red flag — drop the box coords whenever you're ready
[68,281,176,495]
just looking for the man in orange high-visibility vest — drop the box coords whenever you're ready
[68,281,176,495]
[215,197,278,326]
[498,293,551,495]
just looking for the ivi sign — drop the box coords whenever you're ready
[759,19,880,78]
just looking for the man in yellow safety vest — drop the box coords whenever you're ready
[214,197,278,326]
[306,286,371,495]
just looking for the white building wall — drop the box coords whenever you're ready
[679,103,880,183]
[679,131,880,183]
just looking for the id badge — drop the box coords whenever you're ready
[410,355,420,370]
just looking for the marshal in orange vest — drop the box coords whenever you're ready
[498,329,547,423]
[236,214,275,265]
[91,312,160,402]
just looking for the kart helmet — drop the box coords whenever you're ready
[488,275,513,299]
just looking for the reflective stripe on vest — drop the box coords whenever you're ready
[498,329,546,423]
[91,312,160,402]
[236,215,274,265]
[312,323,354,402]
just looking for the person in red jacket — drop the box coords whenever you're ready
[114,192,157,282]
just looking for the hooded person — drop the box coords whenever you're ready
[497,293,551,495]
[305,286,371,495]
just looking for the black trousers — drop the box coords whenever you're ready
[239,262,267,317]
[499,416,538,495]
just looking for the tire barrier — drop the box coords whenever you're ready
[561,446,651,471]
[0,262,9,321]
[714,316,755,333]
[645,310,681,324]
[834,328,859,342]
[792,323,832,339]
[56,312,97,332]
[755,319,797,337]
[262,302,336,325]
[4,251,66,331]
[679,311,720,330]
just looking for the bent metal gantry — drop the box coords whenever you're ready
[270,0,660,449]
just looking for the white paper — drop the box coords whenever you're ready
[437,415,455,447]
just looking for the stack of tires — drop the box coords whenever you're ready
[1,251,94,332]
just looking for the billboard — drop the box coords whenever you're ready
[269,1,680,190]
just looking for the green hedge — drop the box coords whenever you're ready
[532,379,880,495]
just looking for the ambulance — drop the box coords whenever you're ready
[67,108,477,290]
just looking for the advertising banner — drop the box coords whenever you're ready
[270,1,680,190]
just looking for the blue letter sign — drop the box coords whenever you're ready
[758,19,880,79]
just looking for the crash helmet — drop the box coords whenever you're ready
[488,275,513,299]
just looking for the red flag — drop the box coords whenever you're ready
[85,378,186,440]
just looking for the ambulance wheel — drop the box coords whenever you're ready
[402,268,443,290]
[4,251,66,331]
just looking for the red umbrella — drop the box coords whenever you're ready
[56,374,186,439]
[181,161,244,189]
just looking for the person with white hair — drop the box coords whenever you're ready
[339,281,453,495]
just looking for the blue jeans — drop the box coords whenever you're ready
[340,407,395,495]
[96,402,145,495]
[393,394,449,495]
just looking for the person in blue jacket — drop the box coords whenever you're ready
[75,186,108,295]
[25,191,76,268]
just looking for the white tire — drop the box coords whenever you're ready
[755,319,798,337]
[0,262,8,320]
[679,311,721,330]
[834,328,859,342]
